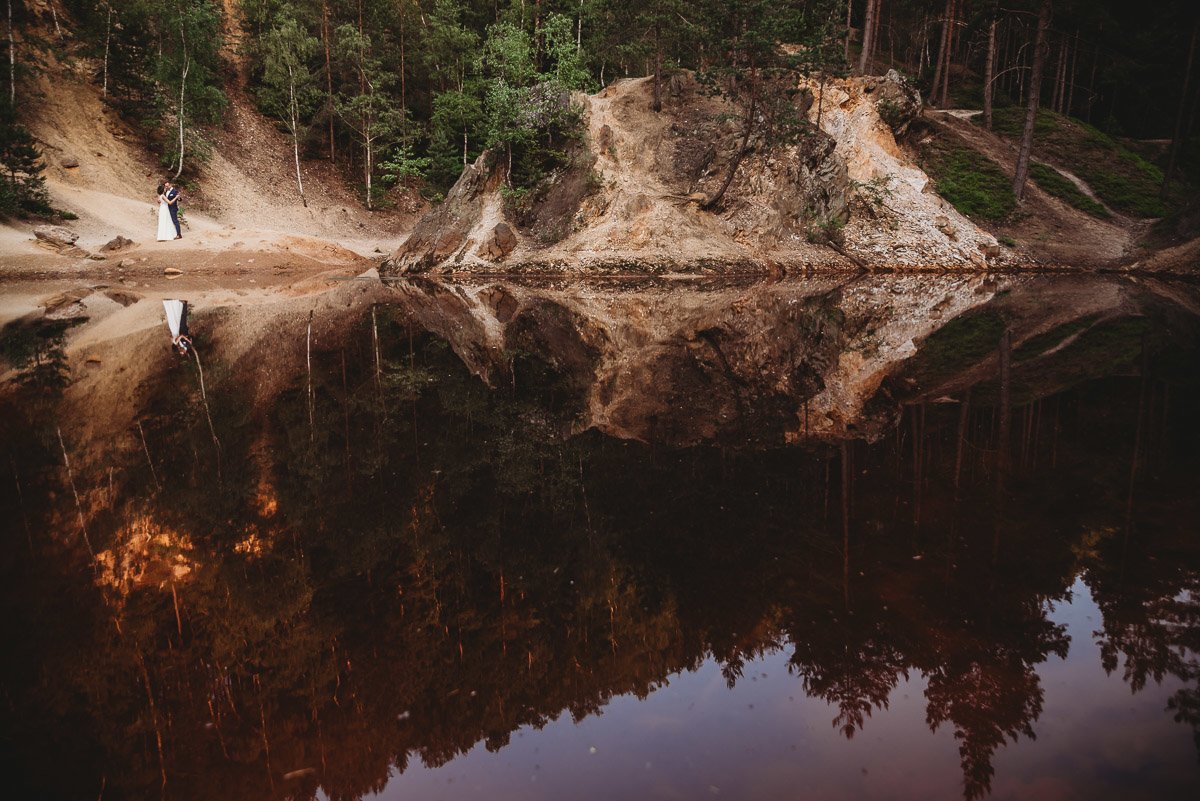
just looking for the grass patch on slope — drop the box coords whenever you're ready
[987,108,1168,217]
[1028,163,1111,218]
[918,138,1015,222]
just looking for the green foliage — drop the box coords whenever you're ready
[876,99,905,132]
[849,175,895,218]
[259,10,320,134]
[61,0,227,175]
[998,234,1017,247]
[380,144,430,186]
[919,138,1015,222]
[806,217,846,247]
[1028,163,1111,219]
[0,103,51,217]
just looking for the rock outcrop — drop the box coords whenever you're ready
[386,71,1003,276]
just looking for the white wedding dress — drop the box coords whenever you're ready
[156,196,175,241]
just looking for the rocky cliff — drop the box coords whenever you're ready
[386,71,1003,276]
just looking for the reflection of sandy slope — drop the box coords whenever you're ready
[1,272,392,467]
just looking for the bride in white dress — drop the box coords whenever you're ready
[155,184,175,242]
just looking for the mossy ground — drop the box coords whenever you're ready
[987,109,1174,218]
[917,137,1015,222]
[1027,164,1110,219]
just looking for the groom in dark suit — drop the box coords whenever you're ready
[165,180,182,239]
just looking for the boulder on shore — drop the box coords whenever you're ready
[33,225,79,249]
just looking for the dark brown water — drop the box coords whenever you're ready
[1,274,1198,800]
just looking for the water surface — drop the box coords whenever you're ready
[1,273,1198,800]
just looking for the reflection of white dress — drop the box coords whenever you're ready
[156,196,174,241]
[163,299,185,338]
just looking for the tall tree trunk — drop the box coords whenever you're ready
[175,52,189,179]
[930,0,953,106]
[102,3,113,99]
[400,4,407,143]
[1051,35,1065,113]
[652,24,662,112]
[1163,16,1199,196]
[1012,0,1052,202]
[1085,30,1100,122]
[857,0,879,75]
[939,0,957,107]
[845,0,853,64]
[288,65,306,206]
[7,0,15,107]
[983,9,998,129]
[322,0,335,162]
[1066,30,1079,116]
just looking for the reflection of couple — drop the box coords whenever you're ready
[164,299,192,356]
[155,180,182,241]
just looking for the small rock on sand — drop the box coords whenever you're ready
[101,236,134,252]
[164,267,183,275]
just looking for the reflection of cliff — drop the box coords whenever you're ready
[387,275,1200,446]
[2,276,1200,801]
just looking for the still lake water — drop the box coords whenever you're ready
[1,273,1198,800]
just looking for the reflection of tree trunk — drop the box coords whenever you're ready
[1125,342,1150,539]
[133,649,168,796]
[954,391,970,495]
[137,420,162,492]
[56,426,92,555]
[306,310,315,441]
[257,685,276,794]
[911,402,924,527]
[9,454,31,552]
[996,328,1012,488]
[341,350,352,489]
[371,305,382,391]
[191,347,223,480]
[841,442,852,609]
[1012,0,1052,201]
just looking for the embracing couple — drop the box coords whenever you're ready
[155,179,183,241]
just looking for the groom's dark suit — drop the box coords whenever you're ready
[166,187,182,238]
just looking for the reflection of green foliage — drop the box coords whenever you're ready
[911,310,1006,385]
[0,317,84,390]
[1014,314,1102,361]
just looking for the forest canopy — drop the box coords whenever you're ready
[5,1,1198,212]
